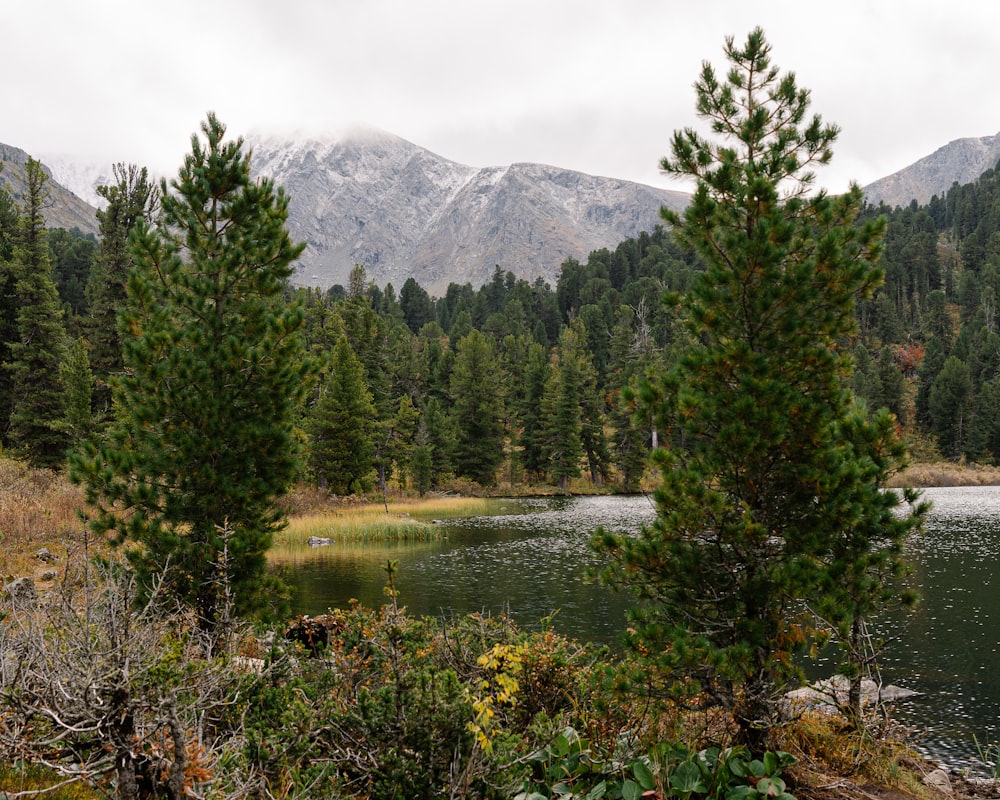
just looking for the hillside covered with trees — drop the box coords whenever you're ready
[3,154,1000,489]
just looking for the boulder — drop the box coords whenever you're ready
[3,576,38,609]
[923,768,952,796]
[285,614,343,654]
[783,675,920,717]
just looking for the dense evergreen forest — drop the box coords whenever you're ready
[4,157,1000,489]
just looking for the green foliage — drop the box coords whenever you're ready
[83,163,158,420]
[240,585,608,800]
[70,114,313,632]
[595,28,923,747]
[450,329,506,485]
[306,335,377,493]
[515,729,798,800]
[541,327,585,492]
[58,336,93,445]
[4,157,70,467]
[47,227,96,316]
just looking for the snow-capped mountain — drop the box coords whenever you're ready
[247,127,689,294]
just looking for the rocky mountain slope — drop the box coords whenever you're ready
[6,125,1000,292]
[0,144,99,236]
[862,132,1000,209]
[248,128,689,294]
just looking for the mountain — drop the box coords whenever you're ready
[248,128,689,295]
[14,124,1000,295]
[863,132,1000,209]
[0,144,99,236]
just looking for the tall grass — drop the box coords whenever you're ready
[0,762,101,800]
[889,461,1000,487]
[276,496,496,546]
[0,458,86,578]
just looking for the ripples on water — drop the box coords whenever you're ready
[281,494,658,646]
[280,487,1000,774]
[873,486,1000,773]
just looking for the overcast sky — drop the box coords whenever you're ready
[6,0,999,195]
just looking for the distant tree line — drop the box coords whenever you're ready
[6,154,1000,484]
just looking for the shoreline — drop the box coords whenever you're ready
[888,462,1000,488]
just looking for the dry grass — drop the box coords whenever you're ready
[276,495,495,546]
[0,763,102,800]
[889,461,1000,488]
[0,459,87,581]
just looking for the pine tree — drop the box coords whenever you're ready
[70,115,313,633]
[4,158,70,467]
[595,29,923,745]
[0,170,22,437]
[307,336,376,494]
[450,329,505,485]
[517,341,551,481]
[410,426,434,496]
[541,328,584,493]
[608,306,651,492]
[421,396,455,484]
[84,163,158,420]
[928,355,972,457]
[570,319,612,486]
[59,336,93,445]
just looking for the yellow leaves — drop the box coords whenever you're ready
[468,642,528,753]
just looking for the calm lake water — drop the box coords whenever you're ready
[275,487,1000,772]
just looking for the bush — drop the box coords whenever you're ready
[240,575,611,799]
[514,728,798,800]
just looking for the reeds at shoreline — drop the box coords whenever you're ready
[275,496,495,545]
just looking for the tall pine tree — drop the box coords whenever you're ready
[595,29,923,746]
[541,327,584,493]
[71,115,313,633]
[450,329,505,485]
[4,158,70,467]
[84,163,158,420]
[306,336,377,494]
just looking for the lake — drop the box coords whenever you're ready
[275,486,1000,772]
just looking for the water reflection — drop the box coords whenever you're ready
[878,487,1000,771]
[274,495,656,643]
[272,487,1000,771]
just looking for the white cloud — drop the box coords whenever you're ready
[6,0,1000,194]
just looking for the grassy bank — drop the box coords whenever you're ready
[0,459,86,580]
[274,495,497,546]
[6,459,1000,581]
[888,461,1000,488]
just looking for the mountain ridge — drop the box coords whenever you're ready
[247,128,691,294]
[863,132,1000,208]
[0,143,100,236]
[5,126,1000,292]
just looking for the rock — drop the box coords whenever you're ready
[783,675,920,717]
[923,768,952,796]
[40,570,58,582]
[35,547,56,563]
[307,536,333,547]
[232,655,266,674]
[3,576,38,608]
